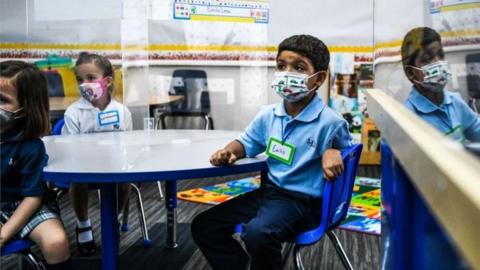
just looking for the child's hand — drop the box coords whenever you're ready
[322,149,344,181]
[210,149,238,166]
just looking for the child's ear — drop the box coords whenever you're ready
[105,76,114,87]
[315,70,328,87]
[404,66,416,82]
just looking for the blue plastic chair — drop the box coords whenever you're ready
[1,239,44,269]
[51,118,64,135]
[235,144,363,270]
[50,118,152,246]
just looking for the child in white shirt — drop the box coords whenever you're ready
[62,52,132,256]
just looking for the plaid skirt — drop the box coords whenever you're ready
[0,200,59,238]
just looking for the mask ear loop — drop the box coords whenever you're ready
[95,76,113,99]
[307,70,326,91]
[13,108,25,119]
[406,65,426,85]
[102,76,114,96]
[0,107,25,119]
[407,65,424,74]
[407,65,445,93]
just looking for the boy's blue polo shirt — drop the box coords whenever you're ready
[405,87,480,142]
[237,94,352,198]
[1,128,49,202]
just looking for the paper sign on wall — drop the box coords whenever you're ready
[173,0,269,23]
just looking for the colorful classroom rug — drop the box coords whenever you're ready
[338,177,381,235]
[178,176,381,235]
[177,176,261,205]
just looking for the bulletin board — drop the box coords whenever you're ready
[171,0,269,23]
[0,0,272,64]
[430,0,480,47]
[145,0,271,63]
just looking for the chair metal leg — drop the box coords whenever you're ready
[17,254,24,270]
[131,184,151,247]
[293,245,305,270]
[97,190,101,204]
[154,115,160,130]
[208,116,214,130]
[327,231,354,270]
[469,98,478,113]
[159,113,167,129]
[203,114,214,130]
[121,197,130,232]
[157,181,164,201]
[282,243,294,269]
[23,251,45,270]
[204,115,210,130]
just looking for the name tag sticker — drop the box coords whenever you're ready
[98,110,120,126]
[266,137,295,165]
[445,124,466,144]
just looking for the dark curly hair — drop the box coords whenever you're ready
[277,35,330,72]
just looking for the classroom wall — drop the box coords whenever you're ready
[0,0,336,130]
[0,0,122,44]
[1,0,374,46]
[3,0,477,129]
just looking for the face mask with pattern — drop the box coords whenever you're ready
[79,77,109,102]
[271,71,320,103]
[410,61,451,93]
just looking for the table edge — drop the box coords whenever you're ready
[43,160,267,183]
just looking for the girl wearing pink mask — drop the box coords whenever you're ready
[62,52,132,256]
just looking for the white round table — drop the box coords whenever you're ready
[42,130,266,270]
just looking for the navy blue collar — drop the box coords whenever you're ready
[0,126,23,143]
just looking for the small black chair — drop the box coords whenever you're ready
[43,70,65,97]
[157,69,214,130]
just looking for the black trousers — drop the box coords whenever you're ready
[191,182,322,270]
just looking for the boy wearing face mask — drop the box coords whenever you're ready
[191,35,352,270]
[402,27,480,143]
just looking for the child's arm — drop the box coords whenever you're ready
[61,113,81,135]
[463,109,480,143]
[450,92,480,142]
[210,106,269,166]
[322,149,344,181]
[322,119,352,180]
[210,140,246,166]
[0,196,42,247]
